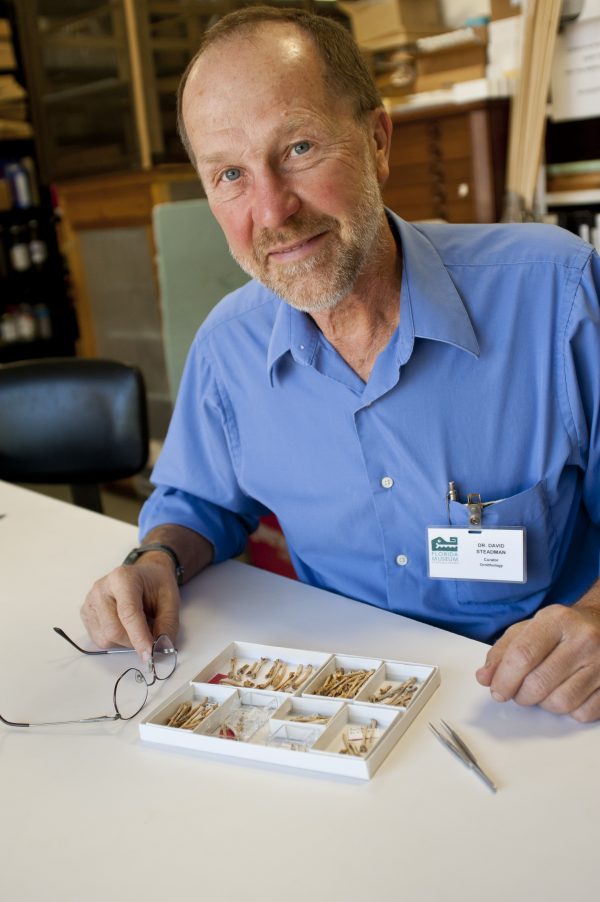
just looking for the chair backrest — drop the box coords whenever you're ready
[0,357,149,512]
[153,199,248,400]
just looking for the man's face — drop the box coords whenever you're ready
[182,24,391,313]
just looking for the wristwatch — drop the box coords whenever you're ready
[122,543,184,585]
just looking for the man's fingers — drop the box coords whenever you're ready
[570,686,600,723]
[478,605,600,718]
[475,623,526,689]
[81,563,181,665]
[114,578,155,661]
[486,616,561,702]
[81,584,130,649]
[537,664,600,716]
[152,588,180,644]
[81,569,155,659]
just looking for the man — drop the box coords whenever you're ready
[82,7,600,721]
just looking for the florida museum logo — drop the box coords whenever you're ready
[430,535,459,563]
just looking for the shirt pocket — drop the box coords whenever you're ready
[448,480,555,606]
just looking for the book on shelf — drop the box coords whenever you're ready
[546,160,600,193]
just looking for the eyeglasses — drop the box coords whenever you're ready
[0,628,177,729]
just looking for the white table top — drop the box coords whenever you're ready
[1,482,598,902]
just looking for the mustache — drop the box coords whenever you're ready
[253,213,339,258]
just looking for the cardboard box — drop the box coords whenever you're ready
[412,26,487,92]
[491,0,522,20]
[339,0,444,50]
[416,63,487,93]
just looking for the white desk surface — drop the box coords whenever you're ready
[1,482,598,902]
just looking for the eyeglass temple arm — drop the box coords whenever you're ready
[53,627,133,655]
[1,712,120,728]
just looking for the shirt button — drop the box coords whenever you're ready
[395,554,408,567]
[381,476,394,489]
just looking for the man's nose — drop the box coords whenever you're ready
[251,170,300,230]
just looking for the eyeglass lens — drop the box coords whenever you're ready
[114,668,149,720]
[152,635,177,680]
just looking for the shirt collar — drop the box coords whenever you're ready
[392,212,479,362]
[267,212,479,382]
[267,300,317,379]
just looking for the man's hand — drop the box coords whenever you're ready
[81,556,181,662]
[476,597,600,722]
[81,525,214,660]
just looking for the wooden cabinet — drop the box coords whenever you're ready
[384,100,509,222]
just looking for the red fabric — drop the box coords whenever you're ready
[247,513,297,579]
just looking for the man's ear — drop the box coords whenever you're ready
[370,107,393,187]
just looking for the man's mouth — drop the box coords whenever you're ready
[266,231,327,263]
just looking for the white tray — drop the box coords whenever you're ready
[139,641,440,780]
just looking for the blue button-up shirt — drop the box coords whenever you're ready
[141,213,600,642]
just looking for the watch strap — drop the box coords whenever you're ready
[122,543,184,585]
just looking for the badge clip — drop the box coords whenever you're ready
[466,493,483,527]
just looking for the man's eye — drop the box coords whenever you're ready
[291,141,311,156]
[221,168,241,182]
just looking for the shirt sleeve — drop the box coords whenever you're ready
[563,248,600,524]
[139,332,269,561]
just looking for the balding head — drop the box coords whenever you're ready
[177,6,381,166]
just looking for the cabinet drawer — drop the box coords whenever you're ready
[383,188,437,221]
[389,122,432,166]
[438,115,473,160]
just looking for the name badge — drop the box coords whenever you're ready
[427,527,526,583]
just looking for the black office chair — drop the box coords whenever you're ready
[0,357,149,513]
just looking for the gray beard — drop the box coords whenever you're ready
[230,180,385,314]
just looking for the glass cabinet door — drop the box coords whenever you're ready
[16,0,139,180]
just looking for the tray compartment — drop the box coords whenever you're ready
[272,696,343,725]
[143,681,236,733]
[302,654,383,699]
[192,641,331,694]
[311,704,398,759]
[266,722,321,752]
[207,690,282,744]
[355,661,436,708]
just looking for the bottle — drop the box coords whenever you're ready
[0,307,19,343]
[21,157,40,207]
[15,303,36,341]
[5,162,33,209]
[8,224,31,272]
[28,219,48,268]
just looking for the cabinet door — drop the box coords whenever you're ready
[15,1,139,181]
[384,104,508,224]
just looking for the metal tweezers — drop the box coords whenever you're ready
[429,720,497,793]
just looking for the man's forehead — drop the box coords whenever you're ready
[184,22,326,99]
